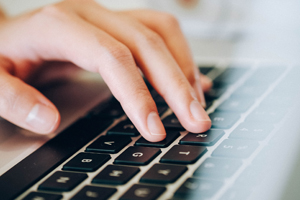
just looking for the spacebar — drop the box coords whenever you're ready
[0,117,112,200]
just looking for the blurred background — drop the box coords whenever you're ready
[0,0,300,62]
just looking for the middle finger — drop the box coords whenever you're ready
[74,3,211,133]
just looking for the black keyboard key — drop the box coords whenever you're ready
[198,65,214,75]
[120,184,166,200]
[162,114,185,131]
[107,119,139,136]
[92,165,140,185]
[244,66,285,86]
[157,105,169,116]
[216,98,254,113]
[229,122,274,141]
[23,192,62,200]
[214,67,248,86]
[205,87,227,100]
[234,165,268,188]
[71,185,116,200]
[209,112,240,129]
[231,84,269,98]
[260,92,294,108]
[194,157,242,180]
[160,145,207,164]
[62,153,110,172]
[86,135,132,153]
[212,139,258,158]
[220,187,252,200]
[135,131,180,148]
[91,100,124,119]
[180,130,224,146]
[246,106,288,124]
[140,164,187,184]
[205,99,214,110]
[174,178,223,199]
[152,93,167,106]
[114,146,161,166]
[38,171,87,192]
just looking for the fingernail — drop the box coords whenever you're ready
[26,103,59,134]
[147,111,166,135]
[190,100,211,122]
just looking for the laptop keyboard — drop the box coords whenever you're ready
[4,63,299,200]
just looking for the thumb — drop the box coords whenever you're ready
[0,68,60,134]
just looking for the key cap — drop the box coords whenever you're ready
[152,92,167,106]
[205,86,227,100]
[62,153,110,172]
[214,67,248,86]
[135,131,180,148]
[107,119,139,136]
[205,99,214,110]
[244,66,285,86]
[71,185,117,200]
[216,98,254,113]
[140,163,187,184]
[193,157,242,180]
[23,192,62,200]
[92,165,140,185]
[209,112,240,129]
[38,171,87,192]
[260,92,294,108]
[91,99,124,119]
[114,146,161,166]
[212,139,258,158]
[229,122,274,140]
[198,65,214,75]
[234,165,267,187]
[180,130,224,146]
[157,105,169,116]
[246,106,288,124]
[162,114,185,131]
[231,84,269,98]
[120,184,166,200]
[160,145,207,164]
[174,178,223,199]
[86,135,132,153]
[220,187,252,200]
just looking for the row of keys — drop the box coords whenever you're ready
[21,66,287,200]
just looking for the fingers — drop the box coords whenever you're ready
[25,7,166,142]
[71,2,211,133]
[200,73,213,92]
[121,9,212,105]
[0,1,211,141]
[0,66,60,134]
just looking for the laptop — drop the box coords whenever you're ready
[1,1,300,200]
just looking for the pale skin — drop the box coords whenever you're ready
[0,0,212,142]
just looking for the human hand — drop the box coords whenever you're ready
[0,0,212,142]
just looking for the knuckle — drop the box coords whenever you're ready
[161,13,180,29]
[103,43,134,69]
[0,80,20,114]
[31,4,70,22]
[108,43,132,62]
[96,42,134,73]
[176,76,190,89]
[137,31,165,49]
[120,86,153,109]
